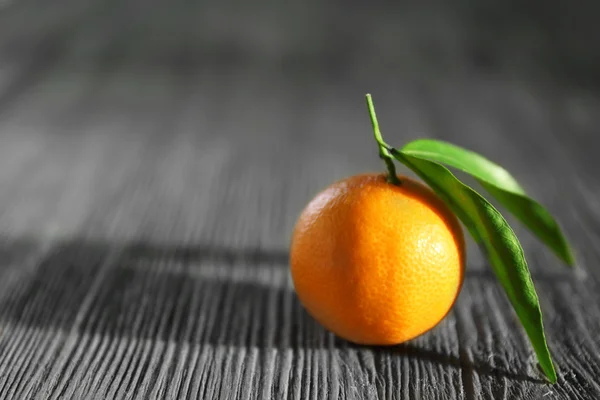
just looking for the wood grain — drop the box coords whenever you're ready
[0,1,599,399]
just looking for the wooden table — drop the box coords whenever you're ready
[0,2,599,399]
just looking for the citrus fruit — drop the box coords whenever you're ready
[289,173,465,345]
[288,94,571,383]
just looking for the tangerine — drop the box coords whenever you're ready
[290,173,465,345]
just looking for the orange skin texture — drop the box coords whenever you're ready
[290,174,465,345]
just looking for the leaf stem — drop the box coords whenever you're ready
[365,94,401,185]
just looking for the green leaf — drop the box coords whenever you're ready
[390,148,558,384]
[401,139,575,266]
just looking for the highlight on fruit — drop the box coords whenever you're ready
[289,93,575,384]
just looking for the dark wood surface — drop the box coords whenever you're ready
[1,1,600,399]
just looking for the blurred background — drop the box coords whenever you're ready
[0,1,600,398]
[0,0,598,247]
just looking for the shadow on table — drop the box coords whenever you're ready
[0,237,572,385]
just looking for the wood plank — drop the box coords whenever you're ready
[1,2,600,399]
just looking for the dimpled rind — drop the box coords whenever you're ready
[290,173,465,345]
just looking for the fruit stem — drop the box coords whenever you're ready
[365,94,401,185]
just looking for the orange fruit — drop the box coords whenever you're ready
[289,173,465,345]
